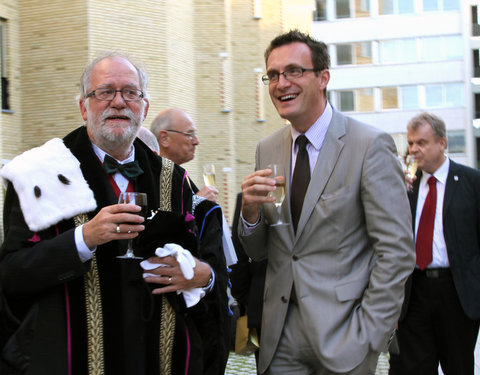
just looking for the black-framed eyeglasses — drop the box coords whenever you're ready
[262,67,319,85]
[166,129,198,141]
[86,87,144,101]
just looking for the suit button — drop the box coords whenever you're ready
[281,296,288,303]
[292,255,299,261]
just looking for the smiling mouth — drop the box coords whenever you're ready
[279,94,298,102]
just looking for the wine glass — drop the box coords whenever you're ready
[203,163,216,187]
[117,192,148,259]
[267,164,289,226]
[405,155,418,179]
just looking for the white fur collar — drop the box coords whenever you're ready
[1,138,97,232]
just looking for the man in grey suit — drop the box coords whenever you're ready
[239,30,415,375]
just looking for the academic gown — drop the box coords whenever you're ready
[0,126,229,375]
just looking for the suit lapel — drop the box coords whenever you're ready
[443,159,459,219]
[409,171,421,224]
[294,111,345,239]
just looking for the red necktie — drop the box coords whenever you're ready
[416,176,437,270]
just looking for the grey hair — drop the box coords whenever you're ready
[407,112,446,140]
[150,108,176,139]
[137,126,160,154]
[78,51,149,104]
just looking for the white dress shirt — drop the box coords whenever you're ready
[415,157,450,268]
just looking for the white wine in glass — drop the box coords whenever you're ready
[267,164,289,226]
[117,192,147,259]
[406,155,418,179]
[203,164,215,187]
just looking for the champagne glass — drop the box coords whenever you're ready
[267,164,289,226]
[203,163,216,187]
[117,192,148,259]
[406,155,418,179]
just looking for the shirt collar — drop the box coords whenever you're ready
[91,142,135,164]
[291,101,332,151]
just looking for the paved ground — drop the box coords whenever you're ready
[226,339,480,375]
[225,352,390,374]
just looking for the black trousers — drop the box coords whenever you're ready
[389,269,479,375]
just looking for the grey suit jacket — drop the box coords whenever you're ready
[239,109,415,373]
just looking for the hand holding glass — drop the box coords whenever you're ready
[405,155,417,179]
[203,164,215,187]
[267,164,289,226]
[117,192,148,259]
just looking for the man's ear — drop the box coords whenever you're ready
[158,130,169,147]
[142,99,150,120]
[79,99,88,121]
[318,69,330,91]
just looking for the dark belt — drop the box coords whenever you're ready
[414,267,451,279]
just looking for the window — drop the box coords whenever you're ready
[423,0,459,12]
[447,131,465,153]
[355,0,370,17]
[379,36,461,65]
[475,93,480,118]
[445,83,463,107]
[379,0,414,15]
[424,83,464,109]
[381,87,398,109]
[335,0,370,19]
[421,37,442,61]
[425,85,443,108]
[335,42,372,66]
[337,45,352,65]
[379,39,416,64]
[421,35,462,61]
[0,20,9,111]
[382,86,419,110]
[475,50,480,78]
[336,0,350,18]
[339,91,354,111]
[337,89,374,112]
[473,6,480,37]
[314,0,327,21]
[401,86,419,109]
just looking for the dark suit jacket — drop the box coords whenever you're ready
[406,159,480,320]
[230,193,266,331]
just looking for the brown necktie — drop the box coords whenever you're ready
[291,135,310,232]
[416,176,437,270]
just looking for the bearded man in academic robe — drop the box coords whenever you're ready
[0,52,228,375]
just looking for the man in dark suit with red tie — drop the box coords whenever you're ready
[389,112,480,375]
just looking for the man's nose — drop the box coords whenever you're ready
[109,91,127,107]
[276,73,292,87]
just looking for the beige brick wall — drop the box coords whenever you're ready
[0,0,314,231]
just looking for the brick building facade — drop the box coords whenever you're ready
[0,0,314,236]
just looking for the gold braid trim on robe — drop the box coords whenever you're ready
[159,157,175,375]
[74,213,105,375]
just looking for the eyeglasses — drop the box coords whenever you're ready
[166,129,198,141]
[86,88,144,101]
[262,67,319,85]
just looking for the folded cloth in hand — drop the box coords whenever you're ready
[140,243,205,307]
